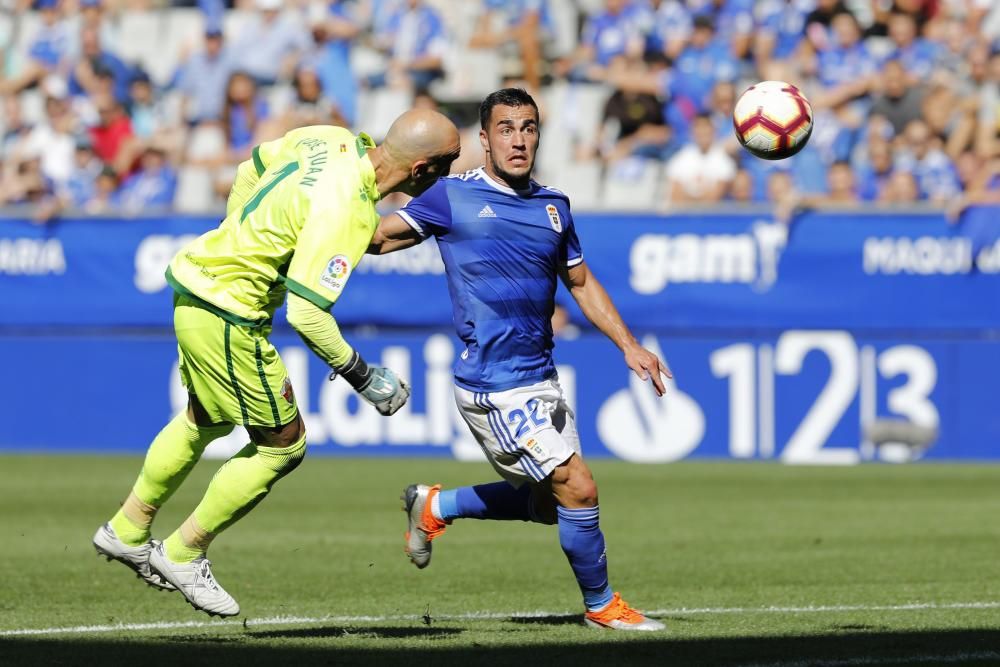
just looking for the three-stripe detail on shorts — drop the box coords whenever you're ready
[475,392,546,481]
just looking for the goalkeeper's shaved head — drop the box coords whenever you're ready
[371,109,461,197]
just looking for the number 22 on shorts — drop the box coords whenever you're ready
[507,398,548,455]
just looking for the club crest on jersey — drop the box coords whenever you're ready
[280,377,295,404]
[320,254,351,293]
[546,204,562,232]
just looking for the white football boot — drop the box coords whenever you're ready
[147,541,240,617]
[401,483,448,569]
[92,522,176,591]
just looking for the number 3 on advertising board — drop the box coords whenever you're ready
[710,331,938,464]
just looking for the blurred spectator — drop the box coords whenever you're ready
[84,165,121,214]
[667,15,738,136]
[811,101,864,163]
[821,160,858,203]
[664,112,736,204]
[127,70,171,141]
[949,156,1000,219]
[174,28,234,125]
[771,159,860,219]
[870,59,925,135]
[879,169,920,204]
[689,0,755,59]
[308,0,362,126]
[728,168,754,202]
[280,65,347,130]
[0,0,73,95]
[232,0,311,86]
[766,170,794,203]
[0,156,54,213]
[880,11,939,82]
[75,0,118,49]
[855,137,895,201]
[975,50,1000,159]
[766,168,797,221]
[557,0,642,82]
[470,0,552,91]
[222,71,270,162]
[803,0,854,52]
[754,0,810,65]
[368,0,447,93]
[813,12,876,108]
[868,0,938,38]
[88,93,135,174]
[954,151,986,197]
[969,0,1000,42]
[117,145,178,213]
[597,80,669,162]
[921,85,974,159]
[2,97,34,156]
[896,119,961,203]
[707,81,738,147]
[69,25,132,103]
[19,86,76,186]
[931,16,976,86]
[630,0,691,60]
[59,136,102,210]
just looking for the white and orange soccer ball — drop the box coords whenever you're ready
[732,81,813,160]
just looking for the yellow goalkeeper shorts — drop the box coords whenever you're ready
[173,293,299,428]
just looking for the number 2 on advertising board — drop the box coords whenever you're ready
[710,331,938,464]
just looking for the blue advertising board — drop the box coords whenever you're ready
[0,209,997,461]
[1,330,997,462]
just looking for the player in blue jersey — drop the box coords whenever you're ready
[368,88,670,631]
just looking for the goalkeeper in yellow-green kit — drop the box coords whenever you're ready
[93,110,461,617]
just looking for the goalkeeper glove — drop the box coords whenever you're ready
[332,351,411,416]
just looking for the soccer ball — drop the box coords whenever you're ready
[732,81,813,160]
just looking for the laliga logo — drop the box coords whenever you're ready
[597,336,705,462]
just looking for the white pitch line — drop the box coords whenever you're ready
[1,601,999,638]
[738,651,1000,667]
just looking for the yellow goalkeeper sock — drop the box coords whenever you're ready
[163,434,307,563]
[110,412,233,546]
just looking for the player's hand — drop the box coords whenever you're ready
[358,367,411,416]
[623,343,672,397]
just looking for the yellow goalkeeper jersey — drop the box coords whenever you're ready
[167,125,380,325]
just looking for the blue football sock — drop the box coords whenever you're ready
[437,482,533,522]
[557,505,614,611]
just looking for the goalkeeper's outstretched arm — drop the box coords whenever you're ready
[286,293,410,415]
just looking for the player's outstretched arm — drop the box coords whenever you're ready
[367,213,425,255]
[559,261,672,396]
[286,293,410,415]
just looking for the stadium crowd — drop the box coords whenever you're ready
[1,0,1000,219]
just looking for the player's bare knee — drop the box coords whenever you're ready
[550,459,599,508]
[569,477,599,508]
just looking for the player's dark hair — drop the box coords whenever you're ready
[479,88,539,130]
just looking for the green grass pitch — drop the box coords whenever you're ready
[1,455,999,666]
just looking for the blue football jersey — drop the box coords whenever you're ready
[397,167,583,392]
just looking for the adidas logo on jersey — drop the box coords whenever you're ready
[478,205,497,218]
